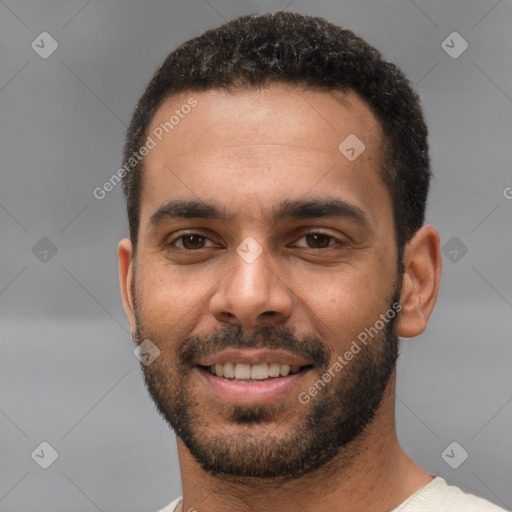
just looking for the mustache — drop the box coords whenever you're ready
[176,323,331,368]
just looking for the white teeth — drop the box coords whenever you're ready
[251,363,269,380]
[223,362,235,378]
[208,362,300,379]
[268,362,280,377]
[234,363,251,379]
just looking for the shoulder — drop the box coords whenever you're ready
[155,496,182,512]
[159,486,509,512]
[444,482,508,512]
[399,477,508,512]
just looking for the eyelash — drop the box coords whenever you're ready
[166,231,342,251]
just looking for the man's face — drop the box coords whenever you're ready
[127,83,402,478]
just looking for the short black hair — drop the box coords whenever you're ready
[122,11,431,261]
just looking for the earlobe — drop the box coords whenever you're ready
[118,238,136,332]
[397,225,442,338]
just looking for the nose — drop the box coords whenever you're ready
[209,245,294,331]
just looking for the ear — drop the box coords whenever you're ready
[118,238,137,334]
[398,225,442,338]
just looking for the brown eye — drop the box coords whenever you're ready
[167,233,212,251]
[180,234,206,249]
[304,233,332,248]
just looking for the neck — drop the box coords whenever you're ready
[176,374,433,512]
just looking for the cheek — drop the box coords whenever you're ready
[296,268,391,344]
[300,263,380,305]
[135,264,203,334]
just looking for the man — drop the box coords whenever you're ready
[117,11,506,512]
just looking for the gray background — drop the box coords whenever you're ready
[1,0,511,511]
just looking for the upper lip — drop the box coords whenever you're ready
[197,348,311,367]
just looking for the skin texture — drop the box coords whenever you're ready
[118,82,442,512]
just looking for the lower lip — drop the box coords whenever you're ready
[195,366,311,403]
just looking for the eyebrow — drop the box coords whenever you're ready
[149,197,371,230]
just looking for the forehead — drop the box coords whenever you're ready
[139,83,390,229]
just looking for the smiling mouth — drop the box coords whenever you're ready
[198,362,313,381]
